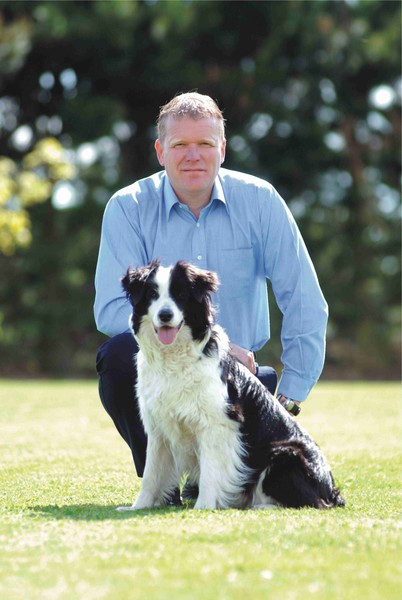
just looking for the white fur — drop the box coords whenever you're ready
[134,323,250,510]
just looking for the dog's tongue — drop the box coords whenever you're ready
[156,326,180,345]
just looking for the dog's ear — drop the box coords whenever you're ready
[192,269,219,302]
[121,260,160,305]
[121,269,145,305]
[174,260,219,303]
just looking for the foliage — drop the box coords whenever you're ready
[0,0,400,376]
[0,137,75,254]
[0,380,401,599]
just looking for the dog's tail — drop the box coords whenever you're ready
[262,440,345,509]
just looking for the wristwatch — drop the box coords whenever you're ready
[277,394,301,416]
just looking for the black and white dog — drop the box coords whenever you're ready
[120,259,345,511]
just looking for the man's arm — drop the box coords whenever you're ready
[94,192,148,336]
[261,188,328,402]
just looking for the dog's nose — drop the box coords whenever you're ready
[158,308,174,323]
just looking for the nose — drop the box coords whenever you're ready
[185,144,200,161]
[158,308,174,323]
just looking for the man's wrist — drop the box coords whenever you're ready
[229,342,257,374]
[277,393,301,416]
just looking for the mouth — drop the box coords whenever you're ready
[154,323,183,345]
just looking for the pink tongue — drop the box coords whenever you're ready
[157,326,180,345]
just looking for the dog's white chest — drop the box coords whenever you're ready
[136,347,233,445]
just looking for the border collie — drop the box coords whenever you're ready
[119,260,345,511]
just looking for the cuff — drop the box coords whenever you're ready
[277,371,316,402]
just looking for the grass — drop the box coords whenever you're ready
[0,379,401,600]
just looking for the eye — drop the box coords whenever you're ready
[146,288,159,301]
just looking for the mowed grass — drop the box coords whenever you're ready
[0,380,401,600]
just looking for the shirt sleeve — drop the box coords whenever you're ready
[94,192,148,336]
[261,187,328,401]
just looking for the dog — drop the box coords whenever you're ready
[119,259,345,511]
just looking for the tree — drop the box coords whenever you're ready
[0,0,400,378]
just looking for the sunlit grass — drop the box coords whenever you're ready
[1,380,401,599]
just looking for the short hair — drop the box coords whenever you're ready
[157,92,226,141]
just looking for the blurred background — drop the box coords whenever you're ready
[0,0,400,380]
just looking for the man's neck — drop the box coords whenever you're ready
[176,190,213,219]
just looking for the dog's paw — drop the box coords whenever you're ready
[116,504,138,512]
[251,503,279,510]
[194,499,217,510]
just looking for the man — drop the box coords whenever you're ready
[94,92,328,502]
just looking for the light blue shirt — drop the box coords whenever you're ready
[94,168,328,401]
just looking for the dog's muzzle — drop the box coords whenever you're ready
[154,308,183,345]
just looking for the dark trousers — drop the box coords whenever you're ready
[96,332,277,477]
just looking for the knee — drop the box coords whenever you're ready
[256,365,278,395]
[96,333,138,374]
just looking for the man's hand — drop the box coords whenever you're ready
[229,342,257,374]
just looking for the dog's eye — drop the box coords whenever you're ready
[146,288,159,301]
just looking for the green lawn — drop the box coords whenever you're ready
[1,380,401,600]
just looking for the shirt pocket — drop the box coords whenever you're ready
[218,247,255,299]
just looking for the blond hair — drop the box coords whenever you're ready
[157,92,225,141]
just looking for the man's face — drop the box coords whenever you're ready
[155,116,226,205]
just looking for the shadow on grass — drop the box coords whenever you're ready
[29,504,185,521]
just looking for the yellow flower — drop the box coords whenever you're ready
[17,172,52,206]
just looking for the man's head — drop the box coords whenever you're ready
[154,93,226,211]
[157,92,226,143]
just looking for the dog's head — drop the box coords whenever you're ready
[122,260,219,346]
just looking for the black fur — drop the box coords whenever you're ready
[169,261,218,342]
[223,355,345,508]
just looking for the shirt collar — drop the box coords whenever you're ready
[163,172,228,218]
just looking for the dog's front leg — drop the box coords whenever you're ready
[194,483,218,510]
[117,435,175,511]
[194,423,245,510]
[194,431,236,510]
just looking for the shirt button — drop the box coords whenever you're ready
[197,255,202,260]
[196,223,200,228]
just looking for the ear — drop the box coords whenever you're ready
[174,261,219,303]
[220,138,226,165]
[121,269,145,306]
[121,260,160,305]
[154,139,165,167]
[192,269,219,302]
